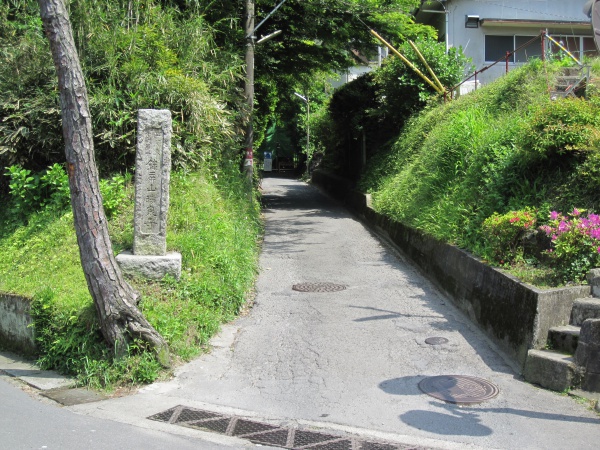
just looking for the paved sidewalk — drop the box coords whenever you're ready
[13,176,600,449]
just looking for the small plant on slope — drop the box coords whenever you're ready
[539,209,600,283]
[482,209,537,264]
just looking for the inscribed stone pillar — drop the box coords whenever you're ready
[116,109,181,280]
[133,109,172,256]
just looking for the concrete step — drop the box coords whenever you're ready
[555,76,582,88]
[560,67,582,77]
[548,325,580,354]
[571,298,600,326]
[550,91,570,100]
[523,349,579,392]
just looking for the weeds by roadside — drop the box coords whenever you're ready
[356,60,600,287]
[0,166,261,389]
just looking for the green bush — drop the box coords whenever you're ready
[99,172,132,218]
[5,163,70,217]
[314,37,471,178]
[520,97,600,160]
[482,209,537,264]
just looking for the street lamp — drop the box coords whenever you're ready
[294,92,310,175]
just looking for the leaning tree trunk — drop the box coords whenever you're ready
[38,0,170,367]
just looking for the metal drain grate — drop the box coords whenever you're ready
[418,375,499,404]
[190,417,231,433]
[250,429,289,447]
[148,405,430,449]
[232,418,279,436]
[360,443,398,450]
[292,282,347,293]
[294,429,339,446]
[147,406,179,422]
[310,439,353,449]
[175,408,220,423]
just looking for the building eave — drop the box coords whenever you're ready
[480,18,592,32]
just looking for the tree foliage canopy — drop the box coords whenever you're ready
[1,0,436,184]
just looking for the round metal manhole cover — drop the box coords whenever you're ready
[418,375,499,404]
[292,282,347,293]
[425,337,449,345]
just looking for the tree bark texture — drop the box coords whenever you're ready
[38,0,170,367]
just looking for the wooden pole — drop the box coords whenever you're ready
[369,29,444,94]
[408,40,445,93]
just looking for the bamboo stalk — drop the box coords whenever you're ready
[369,29,444,94]
[408,40,445,93]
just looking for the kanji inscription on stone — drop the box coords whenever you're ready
[133,109,172,256]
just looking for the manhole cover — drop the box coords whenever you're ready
[418,375,499,404]
[292,282,347,292]
[425,337,448,345]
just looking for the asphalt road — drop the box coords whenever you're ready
[0,374,240,450]
[8,175,600,449]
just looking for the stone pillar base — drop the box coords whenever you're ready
[116,251,182,280]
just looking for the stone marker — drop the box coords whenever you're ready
[116,109,182,280]
[133,109,171,255]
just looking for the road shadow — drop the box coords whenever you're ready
[398,400,599,436]
[400,408,493,436]
[349,305,442,322]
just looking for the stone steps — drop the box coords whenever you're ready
[550,90,569,100]
[574,318,600,392]
[523,349,579,392]
[555,75,582,91]
[561,67,582,77]
[571,298,600,326]
[550,67,586,99]
[524,293,600,392]
[548,325,580,354]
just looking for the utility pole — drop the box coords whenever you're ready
[242,0,287,183]
[243,0,255,181]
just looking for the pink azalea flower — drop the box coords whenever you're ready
[549,211,559,220]
[572,208,581,217]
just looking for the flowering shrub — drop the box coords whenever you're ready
[482,209,537,264]
[539,209,600,283]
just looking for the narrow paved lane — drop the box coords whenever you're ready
[73,176,600,449]
[0,374,236,450]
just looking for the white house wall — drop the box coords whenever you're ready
[330,65,374,90]
[441,0,593,85]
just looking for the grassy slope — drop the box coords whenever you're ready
[359,60,600,282]
[0,170,261,386]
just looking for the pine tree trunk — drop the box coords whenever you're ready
[38,0,170,367]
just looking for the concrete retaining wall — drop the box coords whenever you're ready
[312,170,590,370]
[0,293,36,356]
